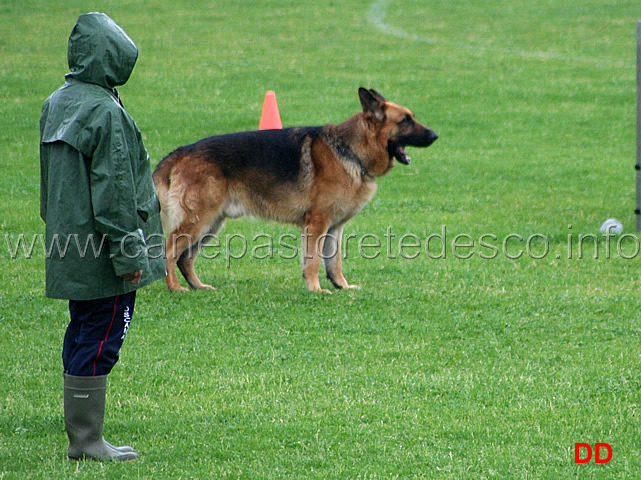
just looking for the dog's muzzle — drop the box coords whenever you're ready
[390,128,439,165]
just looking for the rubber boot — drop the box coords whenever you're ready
[64,374,138,461]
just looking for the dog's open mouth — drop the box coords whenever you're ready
[389,142,411,165]
[389,129,439,165]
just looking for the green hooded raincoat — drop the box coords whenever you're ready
[40,13,166,300]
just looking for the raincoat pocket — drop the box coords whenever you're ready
[137,194,161,223]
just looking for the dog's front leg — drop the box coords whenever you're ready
[301,214,331,293]
[323,223,360,290]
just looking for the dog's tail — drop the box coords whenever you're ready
[152,155,185,235]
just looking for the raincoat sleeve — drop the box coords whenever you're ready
[89,108,149,276]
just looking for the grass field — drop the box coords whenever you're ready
[2,0,641,478]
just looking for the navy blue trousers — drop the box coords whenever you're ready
[63,291,136,376]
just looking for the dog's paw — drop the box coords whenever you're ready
[309,287,332,294]
[346,284,361,290]
[169,285,190,293]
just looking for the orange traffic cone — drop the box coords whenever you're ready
[258,90,283,130]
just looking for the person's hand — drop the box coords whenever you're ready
[120,270,143,285]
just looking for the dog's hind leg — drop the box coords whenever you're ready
[164,212,224,292]
[176,216,226,290]
[162,170,228,292]
[164,228,196,292]
[323,222,360,290]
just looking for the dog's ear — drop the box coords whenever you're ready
[368,89,386,103]
[359,87,386,122]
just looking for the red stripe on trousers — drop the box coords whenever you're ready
[92,296,119,376]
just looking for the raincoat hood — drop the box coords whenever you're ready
[66,12,138,89]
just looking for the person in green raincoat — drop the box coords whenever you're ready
[40,12,166,462]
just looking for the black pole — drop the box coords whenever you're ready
[636,21,641,232]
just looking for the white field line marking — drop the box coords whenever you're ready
[367,0,632,68]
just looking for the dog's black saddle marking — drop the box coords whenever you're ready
[190,127,323,183]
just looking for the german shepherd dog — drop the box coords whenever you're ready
[153,88,438,293]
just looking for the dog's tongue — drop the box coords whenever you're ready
[394,145,411,165]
